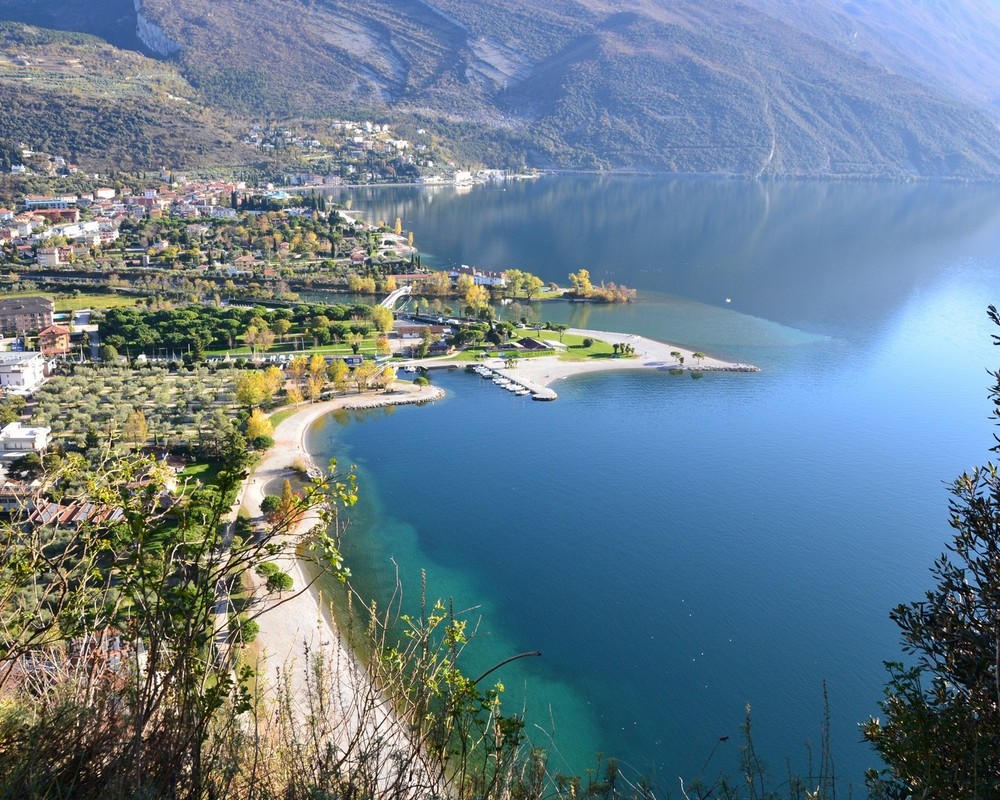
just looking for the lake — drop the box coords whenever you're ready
[307,175,1000,789]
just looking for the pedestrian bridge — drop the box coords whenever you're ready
[380,284,413,309]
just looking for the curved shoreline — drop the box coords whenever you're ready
[241,331,754,769]
[420,326,759,400]
[241,383,444,745]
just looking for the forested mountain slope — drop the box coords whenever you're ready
[4,0,1000,178]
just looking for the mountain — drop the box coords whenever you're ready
[4,0,1000,178]
[0,21,253,171]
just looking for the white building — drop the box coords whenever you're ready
[36,247,60,267]
[0,351,46,392]
[450,265,507,288]
[0,421,50,453]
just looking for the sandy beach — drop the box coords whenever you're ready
[239,327,753,781]
[241,381,444,790]
[448,326,759,399]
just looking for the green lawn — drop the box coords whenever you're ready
[268,407,299,428]
[178,461,224,492]
[4,290,139,312]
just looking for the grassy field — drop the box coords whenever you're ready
[268,407,299,428]
[3,290,140,312]
[178,461,225,490]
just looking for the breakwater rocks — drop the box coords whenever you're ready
[340,387,445,411]
[694,364,761,372]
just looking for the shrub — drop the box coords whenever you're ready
[255,561,280,578]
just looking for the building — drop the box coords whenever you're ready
[37,324,71,356]
[24,195,77,210]
[0,421,50,453]
[36,247,60,267]
[0,352,46,392]
[451,265,507,288]
[0,296,54,335]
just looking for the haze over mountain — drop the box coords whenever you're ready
[4,0,1000,178]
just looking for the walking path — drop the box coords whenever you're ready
[244,381,444,793]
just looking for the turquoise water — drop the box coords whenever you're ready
[309,176,1000,789]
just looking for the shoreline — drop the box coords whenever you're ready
[240,329,753,769]
[240,382,444,765]
[421,326,759,400]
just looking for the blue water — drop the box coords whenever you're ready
[309,176,1000,789]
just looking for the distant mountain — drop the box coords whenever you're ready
[4,0,1000,178]
[0,22,252,171]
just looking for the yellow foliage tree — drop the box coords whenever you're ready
[264,365,284,399]
[246,408,274,440]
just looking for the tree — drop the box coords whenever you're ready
[863,305,1000,798]
[235,371,268,409]
[568,268,593,297]
[371,305,393,333]
[465,284,489,316]
[122,410,148,451]
[504,269,524,299]
[456,273,475,297]
[376,335,391,357]
[265,570,294,594]
[348,333,364,355]
[353,360,378,392]
[263,365,284,400]
[246,408,273,440]
[271,318,292,342]
[327,358,349,392]
[6,452,43,481]
[419,326,434,358]
[98,343,119,363]
[307,373,325,402]
[524,274,544,300]
[551,323,569,342]
[376,365,397,392]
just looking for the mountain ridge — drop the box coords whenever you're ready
[3,0,1000,178]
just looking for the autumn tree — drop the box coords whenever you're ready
[122,410,148,452]
[465,284,489,316]
[504,269,524,299]
[524,274,544,300]
[353,360,378,392]
[327,358,349,392]
[263,365,284,400]
[307,373,325,402]
[455,273,475,297]
[376,364,397,392]
[246,408,274,441]
[371,305,394,333]
[235,370,268,409]
[568,268,593,298]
